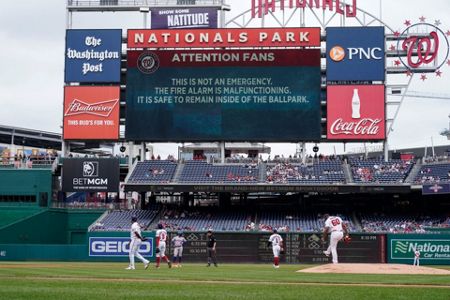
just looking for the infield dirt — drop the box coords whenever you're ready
[297,263,450,275]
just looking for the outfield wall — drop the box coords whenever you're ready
[0,209,104,244]
[1,231,448,265]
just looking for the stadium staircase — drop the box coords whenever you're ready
[259,162,267,182]
[342,161,353,183]
[405,160,422,183]
[172,162,185,183]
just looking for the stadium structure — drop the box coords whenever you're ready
[0,0,449,265]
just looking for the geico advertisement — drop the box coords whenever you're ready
[89,237,153,257]
[62,158,119,192]
[326,27,385,81]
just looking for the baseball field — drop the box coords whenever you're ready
[0,262,449,299]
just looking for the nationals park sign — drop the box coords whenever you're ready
[127,28,320,48]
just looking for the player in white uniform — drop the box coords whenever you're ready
[413,249,420,266]
[155,223,172,268]
[126,216,150,270]
[268,229,283,268]
[171,231,187,267]
[322,214,348,264]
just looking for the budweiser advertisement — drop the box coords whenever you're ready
[63,86,120,140]
[327,85,385,140]
[127,28,320,48]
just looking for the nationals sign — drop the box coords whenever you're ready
[63,86,120,140]
[327,85,385,140]
[127,28,320,48]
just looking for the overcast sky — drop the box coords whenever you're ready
[0,0,449,157]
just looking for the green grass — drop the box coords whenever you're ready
[0,262,448,300]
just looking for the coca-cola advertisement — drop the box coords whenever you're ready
[327,85,385,140]
[63,86,120,140]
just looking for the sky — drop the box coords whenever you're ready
[0,0,449,158]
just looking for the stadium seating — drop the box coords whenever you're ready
[350,159,414,184]
[90,208,160,231]
[127,160,178,184]
[265,159,345,184]
[179,161,259,184]
[414,163,450,183]
[359,214,444,233]
[159,209,251,231]
[258,212,358,232]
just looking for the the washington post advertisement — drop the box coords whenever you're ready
[125,49,321,141]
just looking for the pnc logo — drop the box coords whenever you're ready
[329,46,346,62]
[329,46,383,62]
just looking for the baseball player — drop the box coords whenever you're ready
[413,248,420,266]
[321,214,348,264]
[268,228,283,268]
[155,223,172,268]
[126,216,150,270]
[171,231,187,267]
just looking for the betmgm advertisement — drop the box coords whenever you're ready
[62,158,119,192]
[125,49,321,142]
[388,234,450,265]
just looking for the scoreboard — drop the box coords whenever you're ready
[167,232,385,263]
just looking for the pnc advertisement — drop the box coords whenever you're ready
[127,28,321,48]
[327,85,385,140]
[151,7,218,29]
[125,49,321,141]
[65,29,122,83]
[63,86,120,140]
[326,27,385,81]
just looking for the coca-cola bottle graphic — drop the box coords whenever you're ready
[351,88,361,119]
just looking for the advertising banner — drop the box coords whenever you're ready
[89,237,153,257]
[326,27,385,81]
[422,183,450,195]
[125,49,321,141]
[327,85,385,140]
[65,29,122,83]
[151,7,218,29]
[127,28,321,48]
[63,86,120,140]
[62,158,120,192]
[388,234,450,265]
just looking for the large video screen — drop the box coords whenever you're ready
[125,49,321,142]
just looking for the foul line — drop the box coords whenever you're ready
[0,276,449,289]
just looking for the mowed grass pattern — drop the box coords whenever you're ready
[0,262,449,300]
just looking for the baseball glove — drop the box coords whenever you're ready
[155,248,160,254]
[280,248,285,255]
[343,235,351,244]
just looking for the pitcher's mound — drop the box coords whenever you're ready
[297,263,450,275]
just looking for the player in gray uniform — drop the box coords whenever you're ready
[171,231,187,267]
